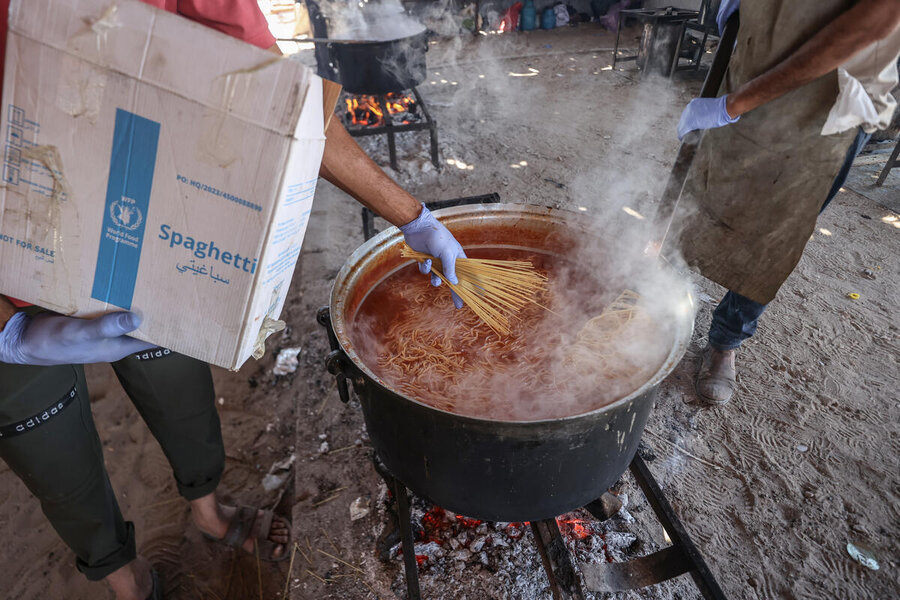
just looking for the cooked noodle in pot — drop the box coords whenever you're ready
[352,250,671,421]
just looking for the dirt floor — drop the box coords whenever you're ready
[1,24,898,600]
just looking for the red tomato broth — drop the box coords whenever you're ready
[349,248,671,421]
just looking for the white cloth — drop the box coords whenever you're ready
[822,22,900,135]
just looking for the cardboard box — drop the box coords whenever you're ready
[0,0,327,369]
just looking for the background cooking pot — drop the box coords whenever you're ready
[304,0,428,95]
[322,32,428,95]
[321,204,694,522]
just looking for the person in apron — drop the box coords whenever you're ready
[674,0,900,405]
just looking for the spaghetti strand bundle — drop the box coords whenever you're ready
[400,245,549,335]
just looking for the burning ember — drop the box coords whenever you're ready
[387,495,640,573]
[344,92,420,127]
[557,516,590,540]
[397,504,530,568]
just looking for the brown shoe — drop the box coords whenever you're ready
[696,345,736,405]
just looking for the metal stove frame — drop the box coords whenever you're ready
[370,451,726,600]
[342,87,440,172]
[876,136,900,186]
[317,193,727,599]
[612,7,703,78]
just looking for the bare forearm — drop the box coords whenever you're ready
[0,296,17,331]
[265,44,420,226]
[726,0,900,117]
[319,118,422,226]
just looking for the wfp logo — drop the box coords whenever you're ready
[110,196,144,230]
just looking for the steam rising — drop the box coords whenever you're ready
[319,0,426,41]
[319,3,699,420]
[348,213,694,422]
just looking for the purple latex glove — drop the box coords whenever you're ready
[399,204,466,309]
[677,96,740,140]
[716,0,740,35]
[0,311,155,365]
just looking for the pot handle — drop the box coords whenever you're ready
[317,306,366,403]
[325,349,366,403]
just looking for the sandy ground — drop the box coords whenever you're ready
[1,24,898,600]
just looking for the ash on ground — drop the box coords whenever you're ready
[372,468,696,600]
[353,131,441,184]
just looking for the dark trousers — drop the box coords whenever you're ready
[0,350,222,581]
[708,128,872,350]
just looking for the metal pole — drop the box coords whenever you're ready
[531,519,586,600]
[613,17,623,68]
[412,87,440,169]
[392,478,423,600]
[629,456,727,600]
[379,95,399,172]
[649,13,739,253]
[875,136,900,186]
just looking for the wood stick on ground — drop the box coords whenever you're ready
[255,543,263,600]
[644,430,723,471]
[305,569,328,584]
[329,444,370,454]
[312,493,343,508]
[319,527,341,555]
[356,576,380,599]
[223,554,236,599]
[316,548,364,574]
[296,543,313,565]
[282,543,300,600]
[312,484,349,504]
[139,496,182,510]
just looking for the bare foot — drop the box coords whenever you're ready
[190,493,289,559]
[105,556,153,600]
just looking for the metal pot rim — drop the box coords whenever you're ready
[329,203,695,425]
[324,28,427,45]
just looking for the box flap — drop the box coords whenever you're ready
[9,0,314,137]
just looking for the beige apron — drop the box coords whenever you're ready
[672,0,858,304]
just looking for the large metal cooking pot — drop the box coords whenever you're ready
[321,204,694,522]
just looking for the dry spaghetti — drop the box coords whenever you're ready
[400,245,549,335]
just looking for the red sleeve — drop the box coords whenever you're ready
[0,0,9,89]
[177,0,276,49]
[6,297,31,307]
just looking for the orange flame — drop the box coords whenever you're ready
[557,517,591,540]
[344,92,417,127]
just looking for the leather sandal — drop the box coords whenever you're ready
[145,568,163,600]
[202,505,291,562]
[696,345,737,405]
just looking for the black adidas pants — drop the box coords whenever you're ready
[0,350,222,580]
